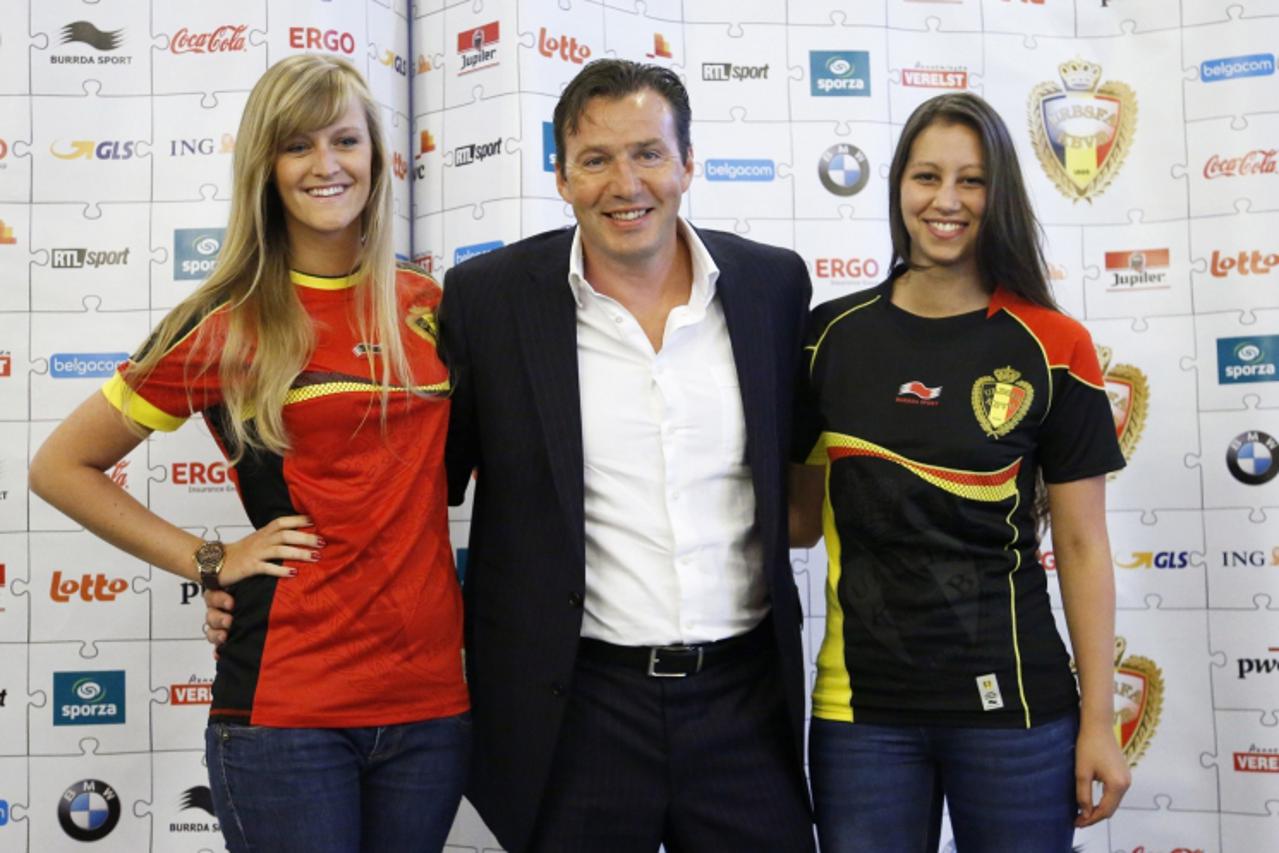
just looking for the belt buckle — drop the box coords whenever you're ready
[647,645,703,678]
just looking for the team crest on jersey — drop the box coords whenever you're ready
[1028,59,1136,202]
[1096,344,1147,468]
[405,305,439,345]
[970,366,1033,438]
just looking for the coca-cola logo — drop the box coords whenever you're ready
[1203,149,1279,179]
[170,25,248,55]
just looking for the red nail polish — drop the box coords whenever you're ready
[288,568,298,577]
[315,537,326,547]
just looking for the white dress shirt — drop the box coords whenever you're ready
[569,219,767,646]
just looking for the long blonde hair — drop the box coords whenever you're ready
[124,54,409,459]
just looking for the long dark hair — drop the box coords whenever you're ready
[888,92,1056,310]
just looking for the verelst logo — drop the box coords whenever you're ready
[454,241,504,265]
[453,139,501,166]
[169,677,213,705]
[900,66,968,89]
[50,247,131,269]
[49,353,127,379]
[58,779,121,841]
[1201,53,1275,82]
[1235,745,1279,772]
[702,62,770,81]
[1217,335,1278,384]
[173,227,223,280]
[705,159,775,182]
[53,671,126,725]
[457,21,499,74]
[810,51,870,96]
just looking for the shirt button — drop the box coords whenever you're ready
[550,682,566,697]
[568,592,583,607]
[612,315,623,324]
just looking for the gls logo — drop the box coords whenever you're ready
[1114,551,1190,569]
[50,140,143,160]
[1217,335,1278,384]
[53,671,126,725]
[810,51,870,96]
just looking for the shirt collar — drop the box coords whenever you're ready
[567,217,720,308]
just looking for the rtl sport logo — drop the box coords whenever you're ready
[53,670,125,725]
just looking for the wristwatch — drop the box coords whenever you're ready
[194,540,227,591]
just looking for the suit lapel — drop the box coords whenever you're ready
[709,235,780,552]
[514,231,586,561]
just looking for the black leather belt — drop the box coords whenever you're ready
[577,616,772,677]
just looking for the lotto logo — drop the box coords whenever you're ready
[50,571,129,602]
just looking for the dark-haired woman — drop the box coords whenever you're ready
[790,92,1130,852]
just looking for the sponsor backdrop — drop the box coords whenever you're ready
[1,0,1276,850]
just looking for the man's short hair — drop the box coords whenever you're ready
[552,58,692,177]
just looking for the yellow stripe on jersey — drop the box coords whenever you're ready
[283,379,450,406]
[814,431,1022,503]
[100,374,189,433]
[813,459,855,722]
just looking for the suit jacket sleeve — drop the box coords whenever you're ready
[440,269,478,506]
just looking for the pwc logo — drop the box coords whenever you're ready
[50,140,144,161]
[287,27,356,56]
[537,28,591,64]
[50,571,130,603]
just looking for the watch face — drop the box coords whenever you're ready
[195,541,224,570]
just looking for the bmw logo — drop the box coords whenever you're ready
[57,779,120,841]
[1227,430,1278,485]
[819,143,870,196]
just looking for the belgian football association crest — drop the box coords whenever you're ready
[1111,637,1163,768]
[971,366,1033,438]
[1029,59,1137,202]
[1097,344,1148,468]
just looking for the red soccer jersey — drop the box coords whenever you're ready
[103,265,467,727]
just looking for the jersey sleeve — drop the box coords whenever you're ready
[101,310,227,432]
[1037,329,1126,483]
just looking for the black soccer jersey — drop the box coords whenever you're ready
[794,276,1125,728]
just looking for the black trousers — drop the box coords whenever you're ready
[529,638,815,853]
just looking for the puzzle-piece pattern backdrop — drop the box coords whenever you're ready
[1,0,1277,850]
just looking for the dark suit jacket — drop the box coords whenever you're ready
[440,225,812,852]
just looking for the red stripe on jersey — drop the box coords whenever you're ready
[828,444,1022,488]
[987,287,1105,386]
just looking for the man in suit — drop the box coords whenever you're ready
[440,60,814,851]
[206,59,814,852]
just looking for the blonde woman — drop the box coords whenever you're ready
[30,55,468,852]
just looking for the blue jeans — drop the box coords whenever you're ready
[809,713,1078,853]
[205,714,470,853]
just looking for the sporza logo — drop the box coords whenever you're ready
[174,227,223,280]
[49,353,127,379]
[704,159,775,182]
[1217,335,1278,384]
[543,122,556,172]
[53,671,126,725]
[1201,53,1275,82]
[810,51,870,96]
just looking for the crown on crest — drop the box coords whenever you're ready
[1058,58,1102,92]
[993,366,1021,383]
